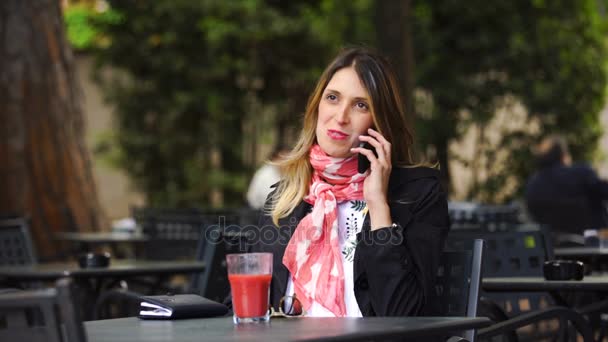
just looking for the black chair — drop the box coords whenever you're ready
[436,239,484,342]
[448,228,594,341]
[448,228,554,317]
[0,217,36,266]
[449,202,522,230]
[0,278,86,342]
[132,207,206,260]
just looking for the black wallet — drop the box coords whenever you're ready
[139,294,229,320]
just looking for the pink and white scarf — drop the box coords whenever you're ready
[282,144,366,317]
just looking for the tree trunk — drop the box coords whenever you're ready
[374,0,416,117]
[0,0,103,260]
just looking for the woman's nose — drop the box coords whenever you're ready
[335,105,349,124]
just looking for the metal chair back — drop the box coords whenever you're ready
[190,209,253,303]
[436,239,484,342]
[0,278,85,342]
[133,207,206,260]
[448,228,553,316]
[0,217,36,266]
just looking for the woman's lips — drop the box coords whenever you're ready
[327,129,349,140]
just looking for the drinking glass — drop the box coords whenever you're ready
[226,252,273,324]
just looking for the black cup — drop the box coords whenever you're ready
[543,259,584,280]
[78,252,111,268]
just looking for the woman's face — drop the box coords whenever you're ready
[315,66,374,158]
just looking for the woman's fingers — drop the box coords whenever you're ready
[357,135,384,163]
[358,130,391,168]
[366,128,392,165]
[351,145,378,166]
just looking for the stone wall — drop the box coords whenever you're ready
[76,54,144,220]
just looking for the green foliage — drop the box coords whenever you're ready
[412,0,607,202]
[78,0,607,206]
[90,0,372,207]
[64,5,123,50]
[65,6,96,49]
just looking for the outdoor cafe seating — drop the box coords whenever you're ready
[0,278,86,342]
[1,206,606,342]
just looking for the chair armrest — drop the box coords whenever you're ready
[477,306,593,342]
[576,297,608,316]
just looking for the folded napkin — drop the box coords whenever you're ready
[139,294,228,320]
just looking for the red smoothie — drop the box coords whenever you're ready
[229,274,272,317]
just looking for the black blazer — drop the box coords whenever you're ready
[249,166,449,316]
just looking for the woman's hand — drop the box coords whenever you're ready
[350,128,393,230]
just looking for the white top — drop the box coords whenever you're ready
[285,200,367,317]
[246,164,281,209]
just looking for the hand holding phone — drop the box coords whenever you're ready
[357,140,378,174]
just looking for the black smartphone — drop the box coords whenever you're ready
[357,140,377,174]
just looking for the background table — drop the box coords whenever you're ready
[555,247,608,258]
[482,275,608,313]
[483,275,608,292]
[55,232,150,258]
[56,232,149,244]
[0,260,206,320]
[85,316,492,342]
[0,260,204,282]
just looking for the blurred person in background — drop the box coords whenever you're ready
[525,135,608,240]
[246,146,288,209]
[247,47,449,318]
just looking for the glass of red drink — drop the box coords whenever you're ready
[226,252,273,324]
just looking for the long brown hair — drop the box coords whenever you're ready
[269,47,417,225]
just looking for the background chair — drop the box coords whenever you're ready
[448,227,594,341]
[0,217,37,266]
[132,207,206,260]
[0,278,86,342]
[448,228,554,319]
[435,239,484,342]
[0,217,38,289]
[449,201,522,231]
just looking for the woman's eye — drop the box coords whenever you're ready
[326,94,338,101]
[356,102,369,110]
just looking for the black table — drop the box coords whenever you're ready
[554,247,608,273]
[85,316,492,342]
[55,232,150,258]
[555,247,608,258]
[56,232,149,244]
[0,260,204,281]
[482,275,608,315]
[483,275,608,292]
[0,260,206,320]
[482,276,607,341]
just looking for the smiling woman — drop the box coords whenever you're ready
[244,47,449,319]
[316,67,374,158]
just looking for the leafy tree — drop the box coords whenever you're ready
[411,0,607,202]
[69,0,606,206]
[87,0,372,208]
